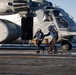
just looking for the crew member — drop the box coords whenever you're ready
[34,28,45,53]
[45,25,58,53]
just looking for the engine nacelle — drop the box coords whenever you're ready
[0,19,20,43]
[0,0,30,15]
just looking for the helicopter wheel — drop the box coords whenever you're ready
[61,41,72,51]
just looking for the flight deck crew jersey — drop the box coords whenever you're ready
[35,32,44,40]
[49,30,57,37]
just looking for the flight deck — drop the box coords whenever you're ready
[0,44,76,75]
[0,48,76,75]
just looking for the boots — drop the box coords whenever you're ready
[36,50,40,53]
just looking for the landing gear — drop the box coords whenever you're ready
[61,40,72,51]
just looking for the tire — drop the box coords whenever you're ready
[61,41,72,51]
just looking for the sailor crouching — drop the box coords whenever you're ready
[44,25,58,53]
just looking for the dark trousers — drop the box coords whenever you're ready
[49,35,58,52]
[37,40,44,51]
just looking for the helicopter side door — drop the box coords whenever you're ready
[21,17,33,40]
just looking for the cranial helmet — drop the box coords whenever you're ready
[37,28,41,32]
[48,25,54,31]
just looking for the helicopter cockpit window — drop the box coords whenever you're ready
[48,2,53,7]
[53,10,64,17]
[56,18,68,28]
[43,11,53,21]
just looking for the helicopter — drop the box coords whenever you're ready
[0,0,76,50]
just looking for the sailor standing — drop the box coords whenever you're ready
[34,28,45,53]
